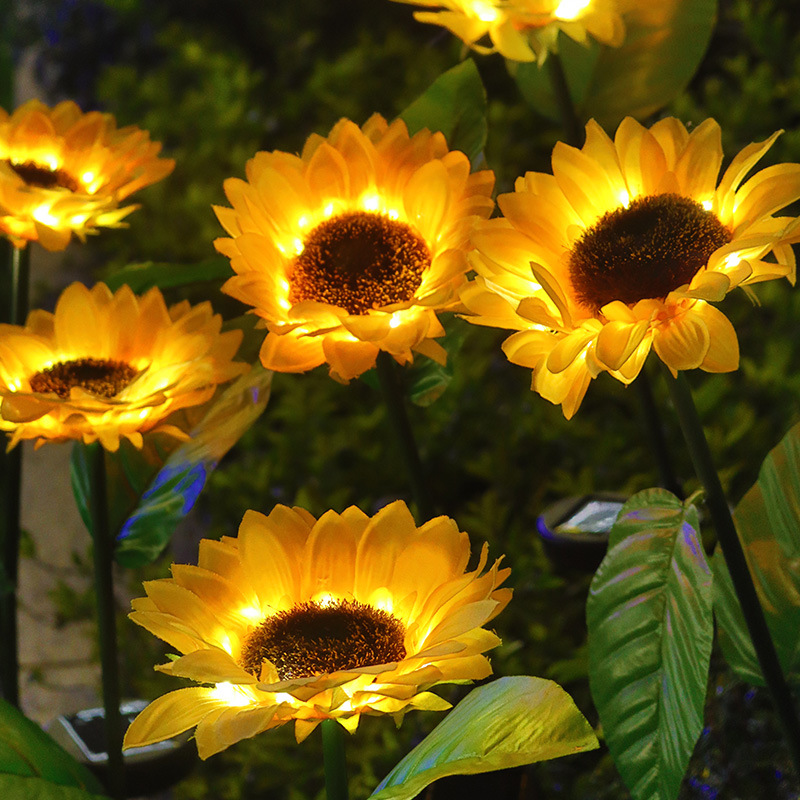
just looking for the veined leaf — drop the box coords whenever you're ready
[513,0,717,130]
[71,365,272,567]
[0,775,108,800]
[400,59,487,166]
[103,256,232,293]
[370,676,598,800]
[0,700,104,793]
[587,489,713,800]
[714,421,800,685]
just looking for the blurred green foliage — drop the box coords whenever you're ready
[19,0,800,797]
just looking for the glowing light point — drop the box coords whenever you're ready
[362,194,380,212]
[239,605,263,622]
[616,189,631,208]
[389,313,402,329]
[297,215,308,228]
[470,0,499,22]
[725,252,742,268]
[702,199,713,211]
[555,0,591,20]
[324,203,335,218]
[32,205,59,227]
[212,682,250,707]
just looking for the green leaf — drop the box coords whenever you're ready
[70,365,272,567]
[400,59,487,165]
[102,256,232,293]
[587,489,713,800]
[513,0,717,130]
[714,421,800,685]
[0,775,108,800]
[370,676,598,800]
[0,699,105,793]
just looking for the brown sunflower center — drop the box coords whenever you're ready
[6,160,80,193]
[30,358,137,398]
[568,193,732,313]
[239,598,407,681]
[288,211,431,315]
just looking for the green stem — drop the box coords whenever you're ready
[88,444,125,800]
[321,719,349,800]
[634,367,684,499]
[545,52,583,148]
[0,243,29,708]
[665,370,800,774]
[375,351,433,521]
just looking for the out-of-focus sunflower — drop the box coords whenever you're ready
[0,282,247,451]
[461,117,800,418]
[0,99,174,250]
[123,500,511,756]
[392,0,625,63]
[214,114,494,382]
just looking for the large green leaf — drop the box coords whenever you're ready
[0,775,108,800]
[0,699,104,793]
[71,365,272,567]
[369,676,598,800]
[400,59,487,165]
[713,421,800,685]
[513,0,717,130]
[103,256,232,293]
[587,489,713,800]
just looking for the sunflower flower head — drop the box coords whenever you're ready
[461,117,800,417]
[123,500,511,756]
[214,114,494,382]
[0,99,174,250]
[0,282,248,451]
[392,0,625,63]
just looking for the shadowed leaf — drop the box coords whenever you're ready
[587,489,713,800]
[370,676,598,800]
[513,0,717,130]
[71,365,272,567]
[103,257,233,293]
[0,700,105,793]
[400,59,487,165]
[714,421,800,685]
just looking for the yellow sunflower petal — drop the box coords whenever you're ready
[695,303,739,373]
[164,649,256,685]
[594,318,649,371]
[123,688,223,749]
[462,115,799,414]
[215,114,493,380]
[0,282,244,450]
[653,306,711,373]
[128,500,508,756]
[0,99,172,250]
[195,704,279,760]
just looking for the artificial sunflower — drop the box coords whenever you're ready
[392,0,625,63]
[461,117,800,418]
[0,99,174,250]
[0,282,247,451]
[214,114,494,382]
[123,500,511,756]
